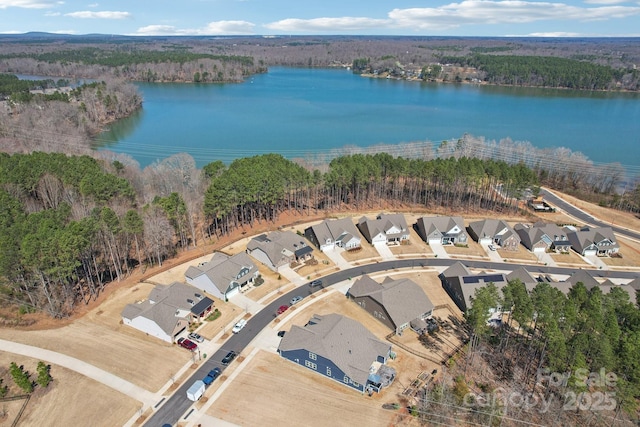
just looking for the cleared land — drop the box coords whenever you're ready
[0,352,138,427]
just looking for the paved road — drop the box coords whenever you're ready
[145,258,639,426]
[540,188,640,241]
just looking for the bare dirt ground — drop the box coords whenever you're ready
[0,352,138,427]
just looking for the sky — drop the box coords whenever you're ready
[0,0,639,38]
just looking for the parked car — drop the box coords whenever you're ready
[188,332,204,343]
[309,279,323,288]
[277,305,289,315]
[289,295,303,306]
[177,337,198,351]
[488,244,497,251]
[203,367,221,386]
[222,351,237,365]
[232,318,247,334]
[277,330,286,338]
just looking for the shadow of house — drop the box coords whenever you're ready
[121,282,213,343]
[278,313,395,393]
[347,275,434,335]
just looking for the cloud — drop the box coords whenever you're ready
[65,10,131,19]
[526,31,584,36]
[263,1,640,33]
[44,10,59,16]
[0,0,58,8]
[136,20,255,36]
[582,0,628,3]
[265,17,389,32]
[387,1,640,30]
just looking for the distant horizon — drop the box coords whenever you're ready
[1,0,639,38]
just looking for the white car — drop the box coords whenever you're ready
[488,244,497,251]
[188,332,204,343]
[232,319,247,334]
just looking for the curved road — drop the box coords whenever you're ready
[145,258,639,426]
[540,188,640,241]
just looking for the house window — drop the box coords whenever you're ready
[326,367,332,376]
[309,352,317,360]
[305,360,317,370]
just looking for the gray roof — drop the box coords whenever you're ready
[122,282,206,335]
[514,222,570,250]
[185,252,256,293]
[278,313,390,385]
[564,269,601,290]
[308,217,361,248]
[506,266,539,287]
[441,261,472,278]
[468,219,519,244]
[247,230,312,265]
[566,226,619,254]
[358,213,409,243]
[349,275,434,329]
[416,216,465,241]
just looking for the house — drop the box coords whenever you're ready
[415,216,467,245]
[185,252,258,301]
[514,222,572,253]
[246,231,314,272]
[566,226,619,257]
[304,217,361,252]
[467,219,520,251]
[357,213,409,245]
[439,262,509,312]
[278,313,395,393]
[121,282,214,343]
[347,275,434,335]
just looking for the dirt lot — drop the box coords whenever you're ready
[0,353,138,427]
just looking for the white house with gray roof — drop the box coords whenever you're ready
[246,230,314,272]
[185,252,258,301]
[415,215,467,245]
[121,282,214,343]
[347,275,434,335]
[566,226,619,257]
[304,217,362,252]
[467,219,520,251]
[278,313,394,393]
[514,221,572,253]
[357,213,409,245]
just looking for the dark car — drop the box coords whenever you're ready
[222,351,237,365]
[309,279,323,288]
[203,367,221,386]
[277,330,286,338]
[177,337,198,351]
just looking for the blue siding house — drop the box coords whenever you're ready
[278,313,394,393]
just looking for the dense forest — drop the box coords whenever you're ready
[430,279,640,425]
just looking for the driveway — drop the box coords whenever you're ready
[429,242,450,259]
[584,255,608,270]
[323,247,353,269]
[278,265,306,286]
[373,243,395,261]
[534,251,557,267]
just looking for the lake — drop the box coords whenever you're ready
[96,67,640,171]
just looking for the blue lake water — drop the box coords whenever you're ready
[96,67,640,170]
